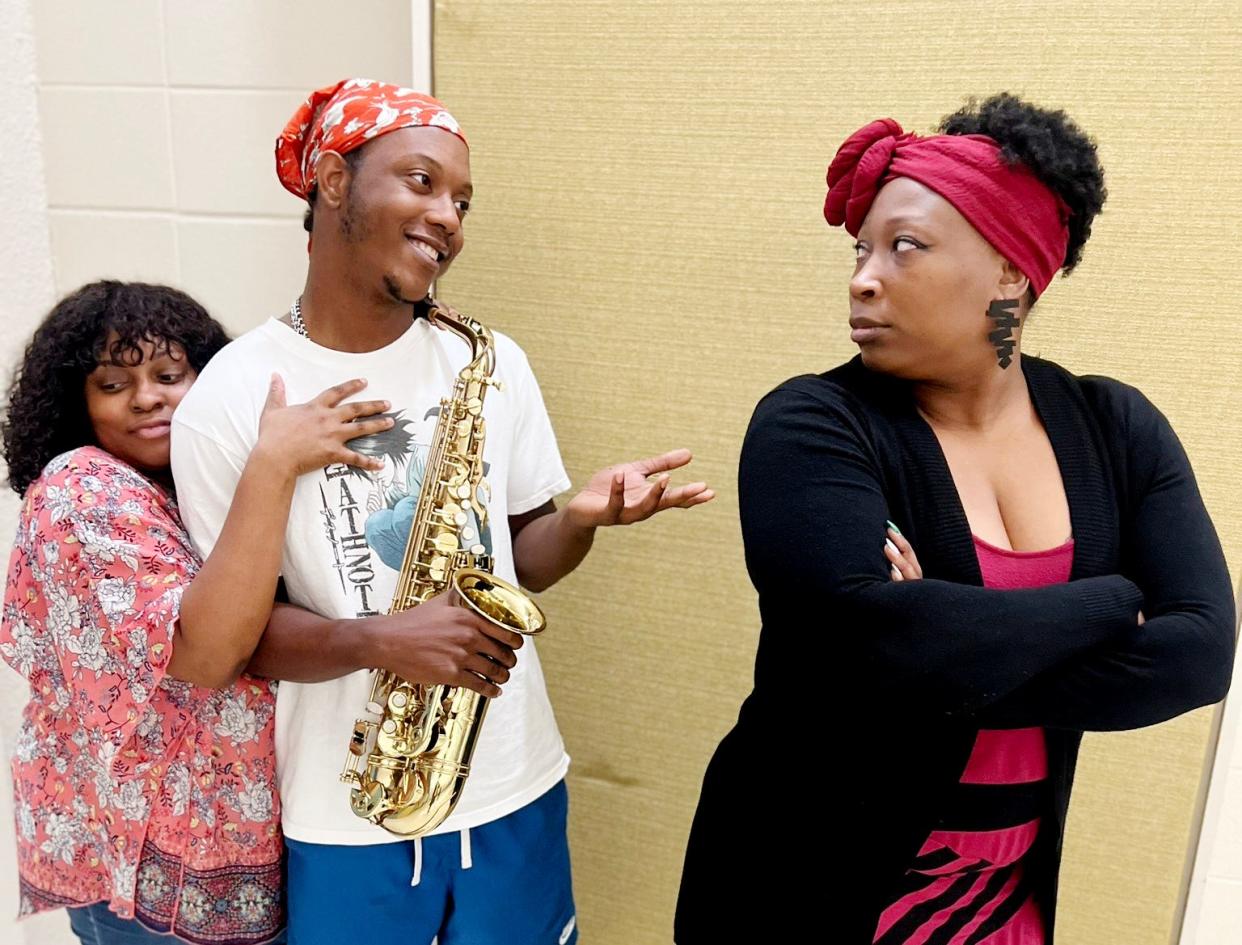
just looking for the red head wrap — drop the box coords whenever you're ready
[276,78,467,200]
[823,119,1070,297]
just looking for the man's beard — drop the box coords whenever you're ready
[383,274,429,306]
[341,189,430,306]
[338,192,371,243]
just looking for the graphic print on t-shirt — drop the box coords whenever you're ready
[315,404,492,618]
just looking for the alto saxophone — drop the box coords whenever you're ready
[340,300,547,837]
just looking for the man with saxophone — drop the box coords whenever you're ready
[169,78,712,945]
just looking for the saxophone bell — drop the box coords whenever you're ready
[453,567,546,636]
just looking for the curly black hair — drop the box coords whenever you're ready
[2,281,230,495]
[938,92,1106,278]
[302,148,367,235]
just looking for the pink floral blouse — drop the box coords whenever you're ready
[1,447,283,943]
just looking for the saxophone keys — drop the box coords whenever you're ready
[388,690,410,719]
[348,720,373,756]
[433,533,459,554]
[349,782,385,819]
[465,397,483,416]
[428,557,449,582]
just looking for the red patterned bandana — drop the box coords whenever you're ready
[824,119,1070,297]
[276,78,467,200]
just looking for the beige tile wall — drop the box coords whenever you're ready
[162,6,415,90]
[33,0,419,332]
[33,0,166,86]
[1,0,67,940]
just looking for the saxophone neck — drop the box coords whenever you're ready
[427,298,496,379]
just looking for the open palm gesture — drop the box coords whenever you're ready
[565,448,714,528]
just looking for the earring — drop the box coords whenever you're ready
[986,299,1020,369]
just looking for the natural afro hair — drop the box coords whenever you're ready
[2,281,229,494]
[938,92,1106,278]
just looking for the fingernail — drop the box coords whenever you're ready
[886,520,902,536]
[892,565,903,581]
[885,538,899,555]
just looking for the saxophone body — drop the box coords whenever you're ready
[339,301,546,837]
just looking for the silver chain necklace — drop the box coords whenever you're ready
[290,294,433,340]
[289,297,309,338]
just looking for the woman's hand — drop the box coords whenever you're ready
[173,377,395,688]
[256,375,394,478]
[883,527,1145,629]
[885,523,922,582]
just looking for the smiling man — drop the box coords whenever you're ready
[169,79,712,945]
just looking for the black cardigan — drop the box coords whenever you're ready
[676,355,1235,944]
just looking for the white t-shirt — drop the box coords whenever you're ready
[170,316,572,845]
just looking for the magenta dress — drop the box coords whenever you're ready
[873,534,1074,945]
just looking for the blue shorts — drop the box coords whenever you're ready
[285,781,577,945]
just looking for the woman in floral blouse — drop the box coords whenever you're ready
[0,281,393,944]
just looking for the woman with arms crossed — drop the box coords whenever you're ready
[677,94,1234,944]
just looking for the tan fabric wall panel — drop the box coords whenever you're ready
[434,2,1242,942]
